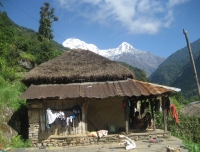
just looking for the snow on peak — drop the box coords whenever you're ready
[62,38,99,54]
[119,42,134,50]
[62,38,142,58]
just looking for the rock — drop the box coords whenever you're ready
[18,59,34,69]
[42,143,47,146]
[37,143,42,147]
[0,107,19,142]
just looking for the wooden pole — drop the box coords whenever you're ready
[183,29,200,100]
[150,99,156,130]
[125,112,129,134]
[82,106,86,134]
[162,96,167,132]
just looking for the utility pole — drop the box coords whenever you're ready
[183,29,200,101]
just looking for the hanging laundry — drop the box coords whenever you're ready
[170,104,179,123]
[46,113,50,128]
[66,117,70,126]
[57,111,65,120]
[46,108,58,125]
[72,105,82,122]
[61,119,66,127]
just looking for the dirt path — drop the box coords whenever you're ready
[10,136,188,152]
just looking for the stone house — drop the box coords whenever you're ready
[21,49,180,147]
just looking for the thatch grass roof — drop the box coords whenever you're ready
[22,49,134,86]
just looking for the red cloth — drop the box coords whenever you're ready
[170,104,179,123]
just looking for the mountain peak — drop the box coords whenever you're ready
[62,38,165,76]
[119,42,135,52]
[62,38,99,53]
[121,42,132,47]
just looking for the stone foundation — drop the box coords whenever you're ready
[29,129,171,147]
[29,123,39,140]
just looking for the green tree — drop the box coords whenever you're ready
[38,2,58,42]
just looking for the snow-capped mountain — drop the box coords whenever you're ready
[62,38,166,76]
[62,38,100,54]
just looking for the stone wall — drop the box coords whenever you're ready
[30,131,171,147]
[28,123,39,141]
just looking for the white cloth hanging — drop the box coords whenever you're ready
[46,108,57,124]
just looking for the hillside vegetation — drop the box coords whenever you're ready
[0,11,68,147]
[118,61,147,81]
[149,38,200,99]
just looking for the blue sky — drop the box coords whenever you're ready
[2,0,200,57]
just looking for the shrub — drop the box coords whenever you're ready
[11,135,30,148]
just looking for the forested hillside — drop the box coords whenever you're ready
[118,62,147,81]
[0,11,68,146]
[149,38,200,99]
[172,54,200,98]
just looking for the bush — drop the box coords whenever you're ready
[154,107,200,151]
[11,135,30,148]
[184,141,200,152]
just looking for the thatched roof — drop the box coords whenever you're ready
[22,49,134,86]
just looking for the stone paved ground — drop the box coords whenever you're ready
[10,136,189,152]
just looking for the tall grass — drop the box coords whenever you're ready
[0,76,26,110]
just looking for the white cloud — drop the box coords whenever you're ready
[56,0,190,34]
[167,0,190,8]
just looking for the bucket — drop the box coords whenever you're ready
[108,124,116,133]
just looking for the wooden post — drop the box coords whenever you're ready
[125,112,129,134]
[163,109,167,132]
[81,106,86,134]
[85,106,88,132]
[150,99,156,131]
[39,108,45,132]
[162,96,167,132]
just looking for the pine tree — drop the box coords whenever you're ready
[38,2,58,42]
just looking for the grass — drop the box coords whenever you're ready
[20,52,36,62]
[184,141,200,152]
[0,76,26,110]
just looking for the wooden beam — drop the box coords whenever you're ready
[162,96,168,132]
[150,99,156,131]
[125,112,129,134]
[81,107,86,134]
[39,109,45,132]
